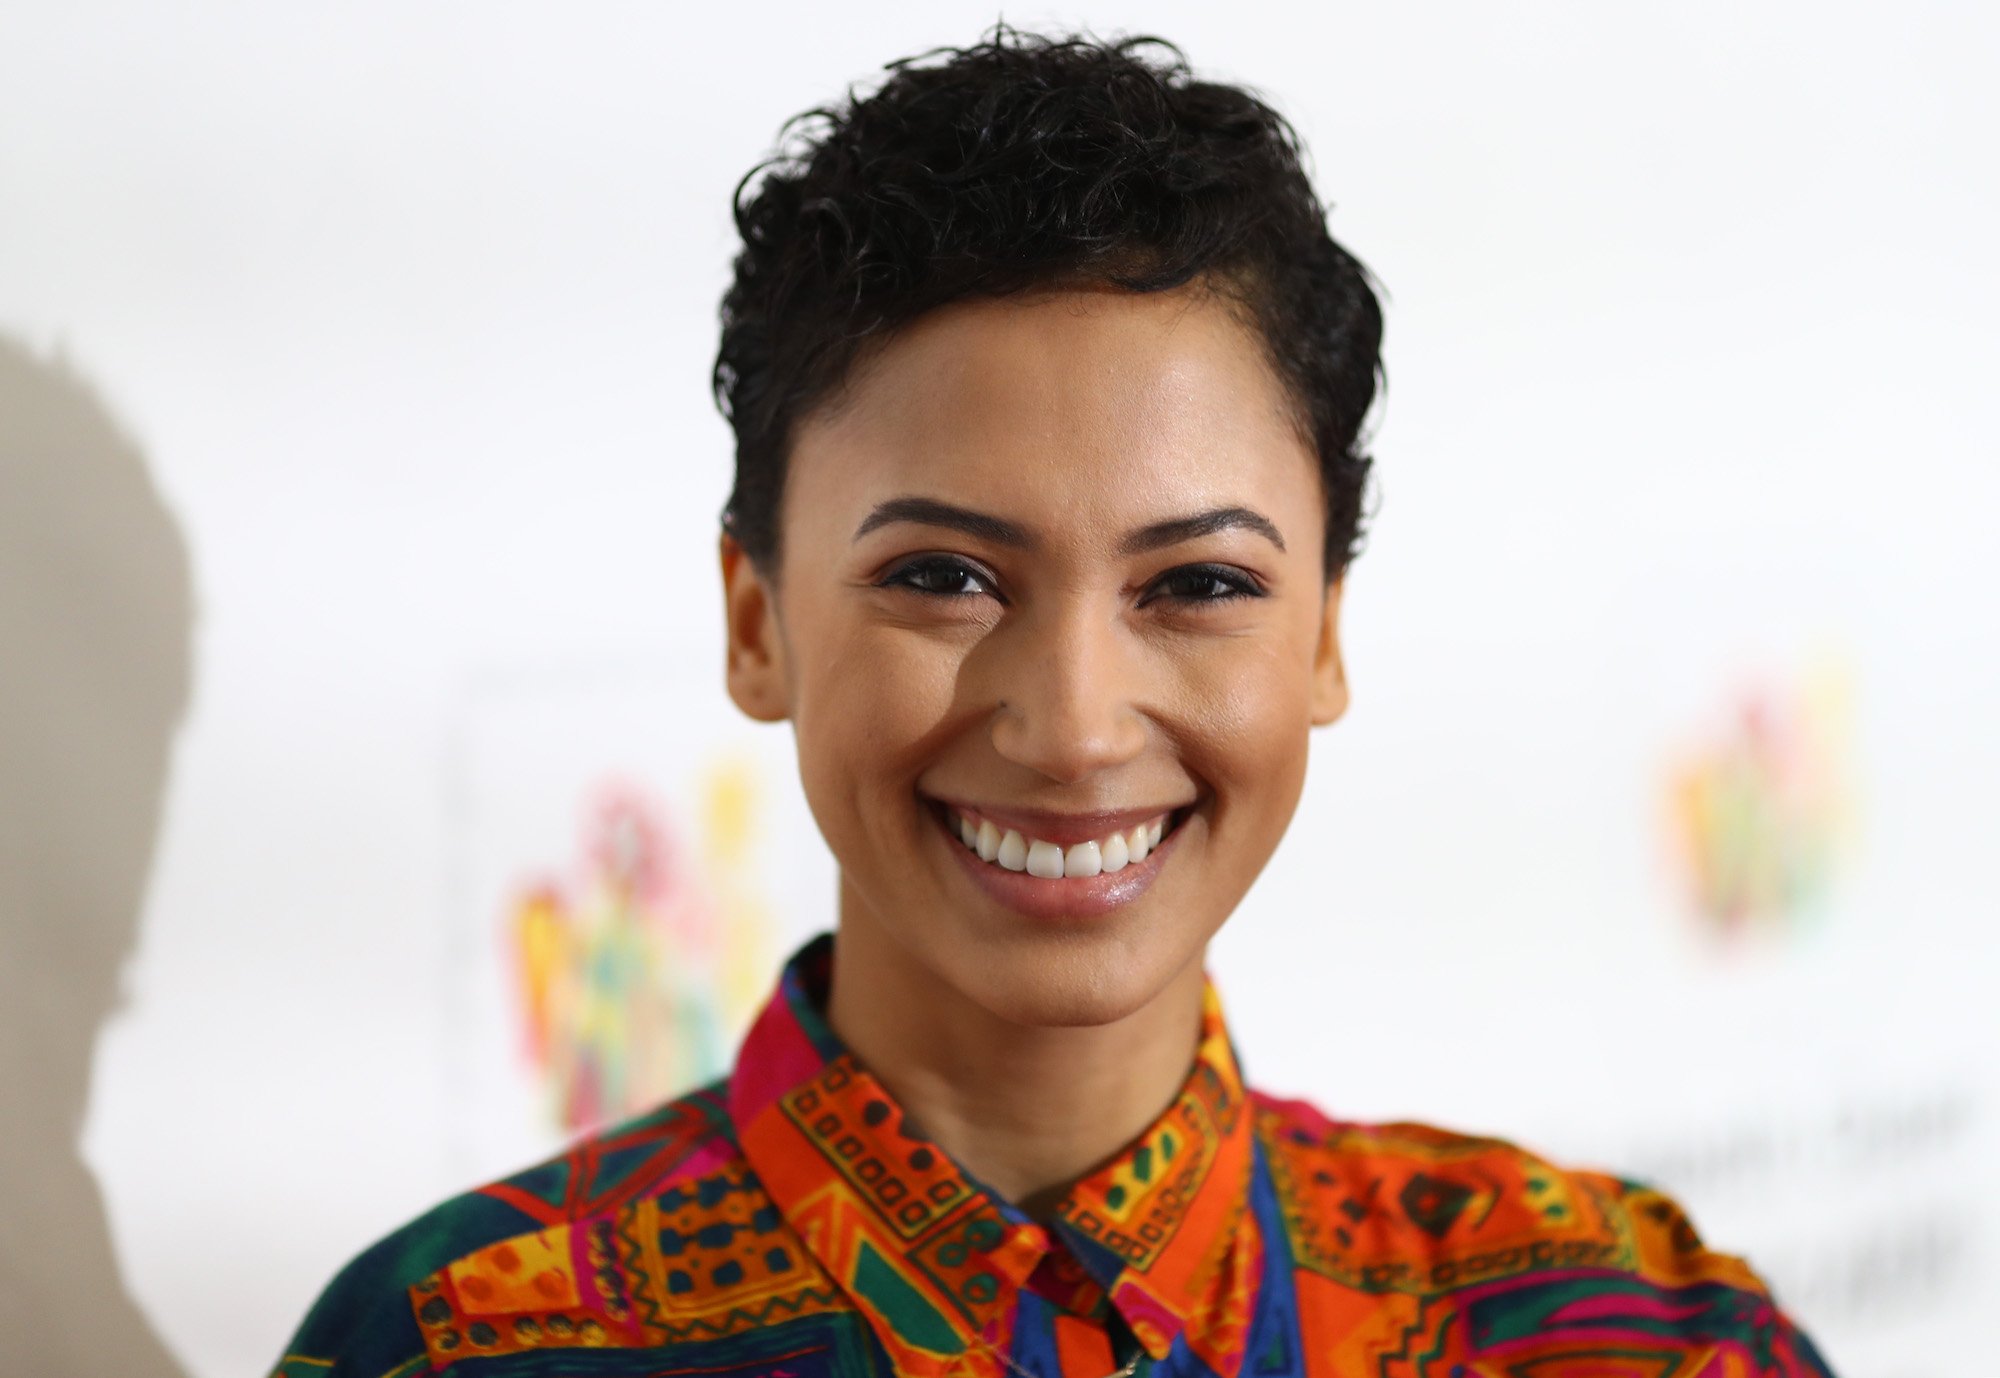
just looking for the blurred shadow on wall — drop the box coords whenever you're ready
[0,334,191,1375]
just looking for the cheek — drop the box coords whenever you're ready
[791,616,967,810]
[1167,635,1315,808]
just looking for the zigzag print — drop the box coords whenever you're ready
[616,1203,664,1334]
[656,1284,851,1344]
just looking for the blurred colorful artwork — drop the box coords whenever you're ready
[444,658,831,1178]
[1665,659,1857,939]
[504,760,776,1133]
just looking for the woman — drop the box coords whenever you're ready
[273,28,1833,1378]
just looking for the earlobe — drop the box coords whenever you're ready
[719,532,793,723]
[1310,576,1349,727]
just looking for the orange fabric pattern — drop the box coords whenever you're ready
[272,935,1836,1377]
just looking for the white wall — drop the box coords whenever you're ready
[1,2,1993,1374]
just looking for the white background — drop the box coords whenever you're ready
[2,2,1995,1374]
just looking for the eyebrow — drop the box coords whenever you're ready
[852,497,1286,554]
[1117,506,1286,555]
[852,497,1032,547]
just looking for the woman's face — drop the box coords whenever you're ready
[722,283,1347,1029]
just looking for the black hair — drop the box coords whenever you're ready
[714,25,1383,581]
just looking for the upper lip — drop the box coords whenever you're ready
[923,794,1192,847]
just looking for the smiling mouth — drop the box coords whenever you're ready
[928,801,1192,880]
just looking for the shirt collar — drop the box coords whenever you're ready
[728,934,1260,1377]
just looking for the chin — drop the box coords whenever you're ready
[938,925,1200,1030]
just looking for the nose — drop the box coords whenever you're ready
[986,602,1148,784]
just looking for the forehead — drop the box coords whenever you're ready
[788,284,1318,544]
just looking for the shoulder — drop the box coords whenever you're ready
[1250,1090,1747,1284]
[1249,1092,1835,1375]
[272,1083,736,1378]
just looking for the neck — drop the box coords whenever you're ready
[825,896,1208,1219]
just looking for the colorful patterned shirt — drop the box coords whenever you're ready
[273,935,1834,1377]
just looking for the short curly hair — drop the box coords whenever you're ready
[714,25,1384,581]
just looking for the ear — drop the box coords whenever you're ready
[720,531,792,723]
[1310,576,1349,727]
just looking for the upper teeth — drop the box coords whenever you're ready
[953,811,1169,879]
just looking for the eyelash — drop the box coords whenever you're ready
[877,556,1265,607]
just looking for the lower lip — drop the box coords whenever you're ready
[931,805,1189,921]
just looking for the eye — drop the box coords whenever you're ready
[878,554,1001,600]
[1144,563,1266,606]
